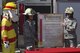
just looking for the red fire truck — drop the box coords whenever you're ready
[17,0,80,53]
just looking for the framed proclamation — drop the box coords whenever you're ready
[38,14,64,48]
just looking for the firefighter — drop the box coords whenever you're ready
[0,11,1,51]
[1,2,19,53]
[0,19,1,51]
[64,7,77,48]
[23,8,36,50]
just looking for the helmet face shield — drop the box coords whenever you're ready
[12,9,18,15]
[8,10,19,22]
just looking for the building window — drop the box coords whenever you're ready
[57,0,80,2]
[40,0,47,1]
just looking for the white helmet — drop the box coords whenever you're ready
[23,8,36,15]
[65,7,74,14]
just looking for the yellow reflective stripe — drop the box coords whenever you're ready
[1,30,8,38]
[1,18,12,27]
[8,29,16,38]
[1,28,16,39]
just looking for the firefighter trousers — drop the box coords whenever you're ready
[2,42,16,53]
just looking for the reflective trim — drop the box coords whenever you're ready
[2,37,16,43]
[1,25,14,31]
[5,6,16,9]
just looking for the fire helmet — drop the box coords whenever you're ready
[65,7,74,14]
[4,2,16,10]
[23,8,36,15]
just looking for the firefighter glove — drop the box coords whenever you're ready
[4,41,9,48]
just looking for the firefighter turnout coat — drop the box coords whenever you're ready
[23,20,36,48]
[1,16,16,53]
[64,18,77,39]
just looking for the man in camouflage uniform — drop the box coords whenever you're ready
[64,7,77,48]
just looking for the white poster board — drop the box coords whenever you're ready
[38,14,64,47]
